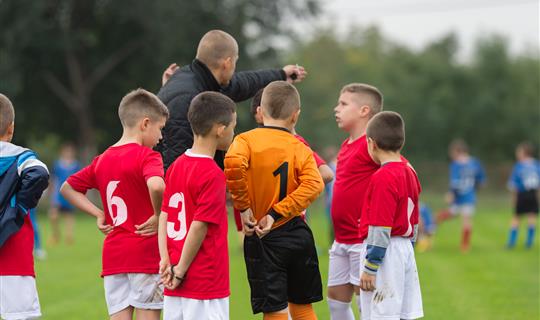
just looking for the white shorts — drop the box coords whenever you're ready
[327,241,364,287]
[360,237,423,320]
[0,276,41,320]
[163,296,228,320]
[103,273,163,315]
[450,204,475,217]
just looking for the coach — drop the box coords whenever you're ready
[157,30,306,169]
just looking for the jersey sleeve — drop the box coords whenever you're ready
[312,151,326,167]
[66,158,97,194]
[271,146,324,218]
[193,172,227,225]
[363,173,397,274]
[142,150,164,181]
[224,135,251,212]
[507,164,519,191]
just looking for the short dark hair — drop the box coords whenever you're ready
[366,111,405,152]
[251,88,264,116]
[449,139,468,154]
[261,81,300,120]
[188,91,236,136]
[517,141,535,157]
[0,93,15,135]
[118,89,169,127]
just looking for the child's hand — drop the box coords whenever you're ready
[255,215,274,238]
[162,63,180,86]
[135,215,158,236]
[159,260,172,287]
[360,272,376,292]
[166,265,185,290]
[240,209,257,236]
[96,215,113,235]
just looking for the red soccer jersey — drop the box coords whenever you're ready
[66,143,163,276]
[330,135,379,244]
[0,215,35,276]
[359,161,421,241]
[162,151,229,300]
[295,134,326,167]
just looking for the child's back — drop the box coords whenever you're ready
[0,94,49,320]
[226,126,322,229]
[67,143,163,274]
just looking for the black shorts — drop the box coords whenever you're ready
[243,217,323,314]
[516,190,539,215]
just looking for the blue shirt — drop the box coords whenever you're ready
[52,160,80,209]
[508,159,540,193]
[449,157,485,205]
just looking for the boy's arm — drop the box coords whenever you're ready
[224,135,251,211]
[270,150,324,220]
[318,164,334,185]
[135,152,166,236]
[60,182,113,234]
[17,153,49,212]
[135,176,165,236]
[363,177,397,275]
[169,221,208,289]
[158,211,171,285]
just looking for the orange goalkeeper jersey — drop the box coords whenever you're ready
[224,126,324,229]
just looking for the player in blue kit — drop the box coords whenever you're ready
[506,142,540,249]
[437,139,485,252]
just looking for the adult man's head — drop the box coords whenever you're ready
[196,30,239,86]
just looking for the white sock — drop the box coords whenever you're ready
[328,297,355,320]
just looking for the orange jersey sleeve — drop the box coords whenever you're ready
[224,127,324,229]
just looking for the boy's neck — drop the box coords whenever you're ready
[263,119,294,132]
[377,151,402,165]
[190,135,218,158]
[114,129,142,147]
[348,120,368,142]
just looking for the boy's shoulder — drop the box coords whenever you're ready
[0,141,31,158]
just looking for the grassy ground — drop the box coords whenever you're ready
[33,192,539,319]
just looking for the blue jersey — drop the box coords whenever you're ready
[508,159,540,193]
[52,159,80,209]
[419,203,435,234]
[449,157,485,205]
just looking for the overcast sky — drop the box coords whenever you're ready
[300,0,539,60]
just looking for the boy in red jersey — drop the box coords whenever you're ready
[159,92,236,319]
[61,89,168,320]
[0,94,49,320]
[327,83,384,319]
[359,111,423,319]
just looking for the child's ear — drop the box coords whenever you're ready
[140,117,150,130]
[215,124,226,137]
[290,109,301,124]
[359,105,372,117]
[7,122,14,135]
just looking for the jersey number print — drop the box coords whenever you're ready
[106,181,128,226]
[167,192,187,241]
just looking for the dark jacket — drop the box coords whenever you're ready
[157,59,286,169]
[0,142,49,247]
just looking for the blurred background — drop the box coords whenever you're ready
[0,0,538,319]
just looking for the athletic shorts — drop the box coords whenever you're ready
[359,237,423,320]
[163,296,228,320]
[103,273,163,315]
[243,217,323,314]
[0,276,41,320]
[516,190,539,215]
[450,204,475,217]
[327,241,364,287]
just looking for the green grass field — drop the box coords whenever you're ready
[33,192,539,319]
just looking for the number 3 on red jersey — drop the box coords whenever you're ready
[167,192,187,241]
[106,181,128,226]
